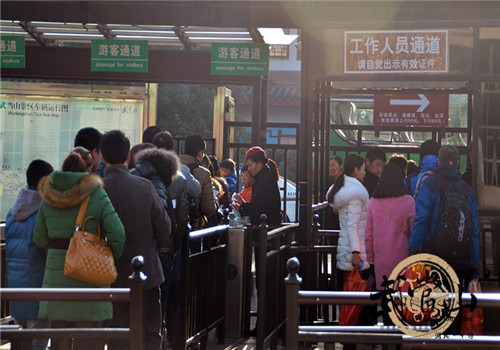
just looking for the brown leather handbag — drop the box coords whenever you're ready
[63,196,117,286]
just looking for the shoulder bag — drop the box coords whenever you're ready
[64,196,117,286]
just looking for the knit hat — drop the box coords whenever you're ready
[245,146,266,161]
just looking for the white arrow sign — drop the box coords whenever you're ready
[390,94,430,112]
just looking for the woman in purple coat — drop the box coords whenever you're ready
[365,162,415,297]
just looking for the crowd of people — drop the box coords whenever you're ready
[326,141,480,333]
[5,127,481,348]
[4,125,281,350]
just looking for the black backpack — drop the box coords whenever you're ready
[430,175,474,261]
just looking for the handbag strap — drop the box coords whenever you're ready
[380,199,408,236]
[75,196,90,228]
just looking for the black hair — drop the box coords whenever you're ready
[201,154,215,177]
[62,152,89,173]
[388,153,408,176]
[74,127,102,152]
[221,158,235,171]
[142,126,162,144]
[209,155,220,175]
[372,162,409,198]
[152,131,174,151]
[419,140,440,161]
[241,165,250,173]
[128,143,156,170]
[330,155,343,165]
[407,159,419,175]
[327,153,364,204]
[438,145,460,165]
[27,159,53,188]
[100,130,130,165]
[184,134,206,158]
[246,149,280,181]
[365,147,386,163]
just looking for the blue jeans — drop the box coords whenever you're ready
[15,318,50,350]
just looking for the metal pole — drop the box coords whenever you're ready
[256,214,268,350]
[128,256,146,350]
[285,257,302,350]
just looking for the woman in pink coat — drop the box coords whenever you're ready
[365,162,415,294]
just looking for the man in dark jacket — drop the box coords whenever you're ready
[101,130,171,350]
[363,147,386,197]
[409,145,479,333]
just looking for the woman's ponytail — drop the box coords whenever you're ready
[327,173,345,204]
[267,158,279,181]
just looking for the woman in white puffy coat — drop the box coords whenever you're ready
[326,153,374,327]
[327,154,370,272]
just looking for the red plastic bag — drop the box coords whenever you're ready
[461,279,484,336]
[338,269,367,325]
[400,263,432,325]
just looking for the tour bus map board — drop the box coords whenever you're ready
[0,96,143,221]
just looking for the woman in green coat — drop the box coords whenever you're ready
[34,149,125,350]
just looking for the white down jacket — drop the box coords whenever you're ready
[330,175,370,271]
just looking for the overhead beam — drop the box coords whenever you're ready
[173,26,192,51]
[248,28,265,44]
[96,24,115,39]
[1,1,305,28]
[0,46,253,85]
[18,21,54,46]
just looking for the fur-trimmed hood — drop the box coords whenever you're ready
[133,148,180,187]
[333,175,369,209]
[38,172,103,209]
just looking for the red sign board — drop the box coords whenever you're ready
[374,94,449,126]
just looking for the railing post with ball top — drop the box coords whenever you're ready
[285,257,302,350]
[129,255,147,350]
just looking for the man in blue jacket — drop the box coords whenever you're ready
[409,145,479,332]
[5,159,53,350]
[407,139,440,197]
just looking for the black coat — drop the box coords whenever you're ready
[240,165,281,226]
[363,170,379,197]
[103,164,170,290]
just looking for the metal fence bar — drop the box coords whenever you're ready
[180,224,228,349]
[285,257,500,350]
[0,256,145,349]
[254,217,298,350]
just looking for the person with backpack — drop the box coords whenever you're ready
[406,139,440,197]
[179,135,217,231]
[408,145,479,332]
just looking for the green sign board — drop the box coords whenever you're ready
[0,36,25,69]
[211,43,269,76]
[91,40,148,72]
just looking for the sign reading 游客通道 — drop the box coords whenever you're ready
[344,30,448,74]
[91,40,148,72]
[211,43,269,76]
[0,35,25,69]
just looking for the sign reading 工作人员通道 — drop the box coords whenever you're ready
[345,30,448,74]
